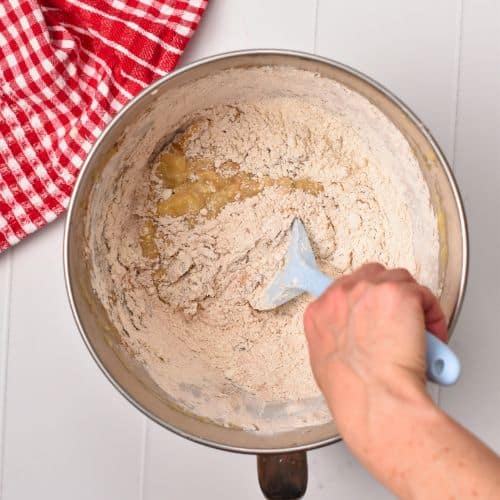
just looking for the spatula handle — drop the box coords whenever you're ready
[304,268,460,386]
[425,331,460,385]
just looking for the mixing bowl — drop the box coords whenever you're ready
[64,50,468,498]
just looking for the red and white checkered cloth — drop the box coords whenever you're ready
[0,0,207,252]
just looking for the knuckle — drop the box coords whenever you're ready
[351,279,371,296]
[376,282,422,311]
[329,284,351,309]
[377,281,405,301]
[361,262,386,273]
[355,278,371,289]
[323,282,347,303]
[393,268,414,281]
[333,275,350,289]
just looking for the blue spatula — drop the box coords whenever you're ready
[255,218,461,386]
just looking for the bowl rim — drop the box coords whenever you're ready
[63,48,469,454]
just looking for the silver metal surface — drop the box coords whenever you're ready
[64,49,468,454]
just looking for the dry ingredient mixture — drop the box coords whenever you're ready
[90,68,439,432]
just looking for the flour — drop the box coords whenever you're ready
[88,67,439,432]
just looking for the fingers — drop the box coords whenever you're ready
[334,263,414,291]
[407,283,448,342]
[303,300,338,386]
[377,267,416,284]
[351,262,387,281]
[306,263,448,344]
[330,263,386,305]
[304,285,347,344]
[330,264,416,306]
[335,262,386,290]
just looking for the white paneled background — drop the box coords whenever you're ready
[1,1,499,498]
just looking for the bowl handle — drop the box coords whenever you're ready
[257,452,308,499]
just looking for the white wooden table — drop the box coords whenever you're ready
[1,1,499,498]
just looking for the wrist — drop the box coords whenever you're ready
[367,378,439,451]
[348,380,443,497]
[333,367,433,443]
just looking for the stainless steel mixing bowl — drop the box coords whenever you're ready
[64,50,468,498]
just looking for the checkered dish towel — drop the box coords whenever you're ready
[0,0,207,252]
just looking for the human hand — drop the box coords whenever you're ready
[303,263,447,455]
[304,263,500,500]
